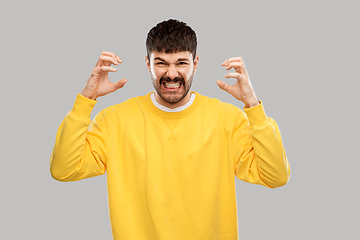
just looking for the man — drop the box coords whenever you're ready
[50,19,290,240]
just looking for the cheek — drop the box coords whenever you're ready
[151,68,165,80]
[181,68,194,79]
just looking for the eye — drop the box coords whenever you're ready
[178,62,188,65]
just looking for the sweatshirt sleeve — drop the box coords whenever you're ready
[49,94,107,182]
[233,102,290,188]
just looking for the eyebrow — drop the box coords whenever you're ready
[154,57,190,62]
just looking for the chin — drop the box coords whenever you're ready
[158,91,187,104]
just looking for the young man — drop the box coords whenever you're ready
[50,19,290,240]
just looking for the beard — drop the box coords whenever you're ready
[151,73,194,105]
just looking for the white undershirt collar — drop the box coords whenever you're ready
[150,92,196,112]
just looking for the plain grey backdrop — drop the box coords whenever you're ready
[1,0,359,239]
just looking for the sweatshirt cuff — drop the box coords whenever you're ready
[243,101,268,128]
[70,93,97,120]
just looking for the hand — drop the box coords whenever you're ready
[80,51,127,100]
[216,57,259,108]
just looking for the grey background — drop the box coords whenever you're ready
[1,0,359,239]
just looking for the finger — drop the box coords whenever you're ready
[116,55,122,63]
[93,66,117,74]
[222,57,243,66]
[102,52,122,64]
[101,66,117,72]
[111,79,128,92]
[225,61,244,71]
[116,78,127,88]
[216,80,232,93]
[225,72,245,82]
[96,51,119,66]
[99,55,119,66]
[101,51,116,58]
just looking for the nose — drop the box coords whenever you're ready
[166,65,179,80]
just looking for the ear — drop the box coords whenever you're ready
[193,55,199,74]
[145,56,151,73]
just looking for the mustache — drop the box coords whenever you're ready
[160,75,184,84]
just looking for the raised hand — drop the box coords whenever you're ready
[80,51,127,100]
[216,57,259,108]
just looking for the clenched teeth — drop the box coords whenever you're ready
[163,82,181,89]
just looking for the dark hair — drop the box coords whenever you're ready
[146,19,197,60]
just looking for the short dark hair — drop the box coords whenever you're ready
[146,19,197,60]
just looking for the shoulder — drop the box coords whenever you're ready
[193,92,248,130]
[195,92,245,117]
[98,93,151,119]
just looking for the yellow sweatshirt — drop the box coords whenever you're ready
[50,92,290,240]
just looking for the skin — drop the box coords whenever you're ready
[216,57,259,108]
[145,51,199,108]
[80,51,127,100]
[80,51,259,108]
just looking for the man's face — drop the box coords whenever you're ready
[146,51,199,108]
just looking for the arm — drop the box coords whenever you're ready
[50,95,106,181]
[50,51,127,181]
[217,57,290,188]
[233,103,290,188]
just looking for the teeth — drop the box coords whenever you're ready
[164,82,181,88]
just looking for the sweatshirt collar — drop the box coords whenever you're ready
[145,91,201,119]
[150,92,196,112]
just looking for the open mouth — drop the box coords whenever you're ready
[162,81,182,90]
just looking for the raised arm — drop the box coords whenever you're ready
[233,104,290,188]
[50,51,127,181]
[217,57,290,188]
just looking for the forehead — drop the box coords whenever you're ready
[150,51,193,62]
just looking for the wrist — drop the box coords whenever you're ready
[244,98,259,108]
[80,89,97,100]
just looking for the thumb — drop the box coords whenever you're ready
[112,78,127,92]
[216,80,231,93]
